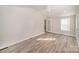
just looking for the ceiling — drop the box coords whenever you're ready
[1,5,78,17]
[26,5,78,17]
[45,5,78,17]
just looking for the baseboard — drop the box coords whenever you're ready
[0,47,8,51]
[47,31,76,37]
[0,32,45,50]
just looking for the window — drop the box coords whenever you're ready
[61,17,70,31]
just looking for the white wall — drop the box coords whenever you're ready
[76,14,79,45]
[0,6,45,48]
[0,9,3,47]
[47,15,76,36]
[74,6,79,46]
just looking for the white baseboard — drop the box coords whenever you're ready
[48,31,76,37]
[0,32,45,50]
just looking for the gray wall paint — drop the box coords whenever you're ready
[0,6,44,48]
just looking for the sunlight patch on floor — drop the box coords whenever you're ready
[37,38,56,40]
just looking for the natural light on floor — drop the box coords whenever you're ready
[37,38,56,40]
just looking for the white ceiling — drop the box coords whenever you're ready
[26,5,78,17]
[46,5,77,17]
[2,5,78,17]
[24,5,78,17]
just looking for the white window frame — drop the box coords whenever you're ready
[61,17,70,31]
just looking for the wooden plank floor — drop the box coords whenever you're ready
[0,32,79,53]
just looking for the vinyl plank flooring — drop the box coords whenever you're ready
[0,32,79,53]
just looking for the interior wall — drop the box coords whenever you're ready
[47,15,76,37]
[0,9,3,47]
[0,6,45,48]
[76,14,79,45]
